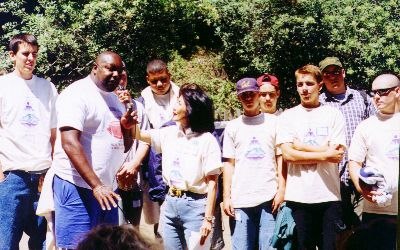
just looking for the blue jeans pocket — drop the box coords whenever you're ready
[186,196,206,209]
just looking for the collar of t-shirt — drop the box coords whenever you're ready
[242,112,265,125]
[177,125,199,138]
[153,91,171,109]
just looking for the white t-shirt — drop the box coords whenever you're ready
[53,76,127,189]
[348,113,399,215]
[276,104,346,203]
[0,72,57,172]
[223,113,278,208]
[149,125,222,194]
[140,82,179,129]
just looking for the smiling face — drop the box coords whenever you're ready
[146,69,171,95]
[322,65,346,95]
[296,73,322,108]
[9,42,38,80]
[259,83,280,114]
[172,95,188,127]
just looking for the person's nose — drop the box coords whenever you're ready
[27,53,34,61]
[156,80,163,87]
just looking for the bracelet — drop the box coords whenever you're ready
[204,216,214,223]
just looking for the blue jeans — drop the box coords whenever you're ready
[229,200,276,250]
[162,193,208,250]
[0,171,47,250]
[53,175,118,249]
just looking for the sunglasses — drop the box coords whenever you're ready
[149,77,169,85]
[370,86,397,97]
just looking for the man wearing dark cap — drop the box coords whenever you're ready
[319,56,376,229]
[256,73,282,115]
[222,78,285,249]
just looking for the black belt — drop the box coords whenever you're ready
[168,187,207,199]
[3,170,47,175]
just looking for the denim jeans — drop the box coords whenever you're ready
[0,171,47,250]
[287,201,343,250]
[229,200,276,250]
[161,193,211,250]
[53,175,118,249]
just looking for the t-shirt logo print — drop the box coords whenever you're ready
[170,157,185,189]
[20,101,39,127]
[245,137,265,159]
[107,121,123,139]
[386,134,400,160]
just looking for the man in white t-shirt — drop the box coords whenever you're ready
[276,65,346,250]
[348,73,399,249]
[223,77,284,249]
[138,59,180,237]
[0,33,58,249]
[52,51,135,249]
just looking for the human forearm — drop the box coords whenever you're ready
[133,124,151,144]
[205,175,218,218]
[280,143,344,164]
[349,160,363,193]
[222,161,234,200]
[61,129,102,189]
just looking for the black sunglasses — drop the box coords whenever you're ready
[370,86,397,97]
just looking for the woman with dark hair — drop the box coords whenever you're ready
[126,83,222,250]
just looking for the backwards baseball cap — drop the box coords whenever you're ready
[256,73,279,89]
[236,78,259,95]
[319,57,343,71]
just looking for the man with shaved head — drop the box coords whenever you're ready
[348,73,400,249]
[52,51,135,249]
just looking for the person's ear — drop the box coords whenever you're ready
[9,51,16,62]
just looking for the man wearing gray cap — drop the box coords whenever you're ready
[318,56,375,229]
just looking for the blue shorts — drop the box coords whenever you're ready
[53,175,118,249]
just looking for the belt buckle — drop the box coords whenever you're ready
[170,187,183,198]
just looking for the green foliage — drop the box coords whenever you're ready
[168,49,241,120]
[214,0,400,108]
[1,0,399,113]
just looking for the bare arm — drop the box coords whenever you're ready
[200,174,219,245]
[272,155,286,213]
[222,158,235,217]
[280,142,344,164]
[292,137,328,152]
[116,142,150,188]
[349,160,375,202]
[60,127,120,210]
[50,128,56,158]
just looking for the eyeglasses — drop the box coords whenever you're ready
[322,70,342,76]
[370,86,397,97]
[149,77,169,85]
[95,62,124,75]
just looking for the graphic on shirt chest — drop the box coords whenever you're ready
[107,107,124,149]
[245,137,265,160]
[302,127,329,146]
[169,157,185,189]
[386,134,400,160]
[20,100,39,127]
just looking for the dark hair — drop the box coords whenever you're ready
[76,224,159,250]
[8,33,39,54]
[146,59,168,75]
[180,83,215,133]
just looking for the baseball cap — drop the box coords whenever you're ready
[236,78,259,95]
[256,73,279,89]
[319,57,343,71]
